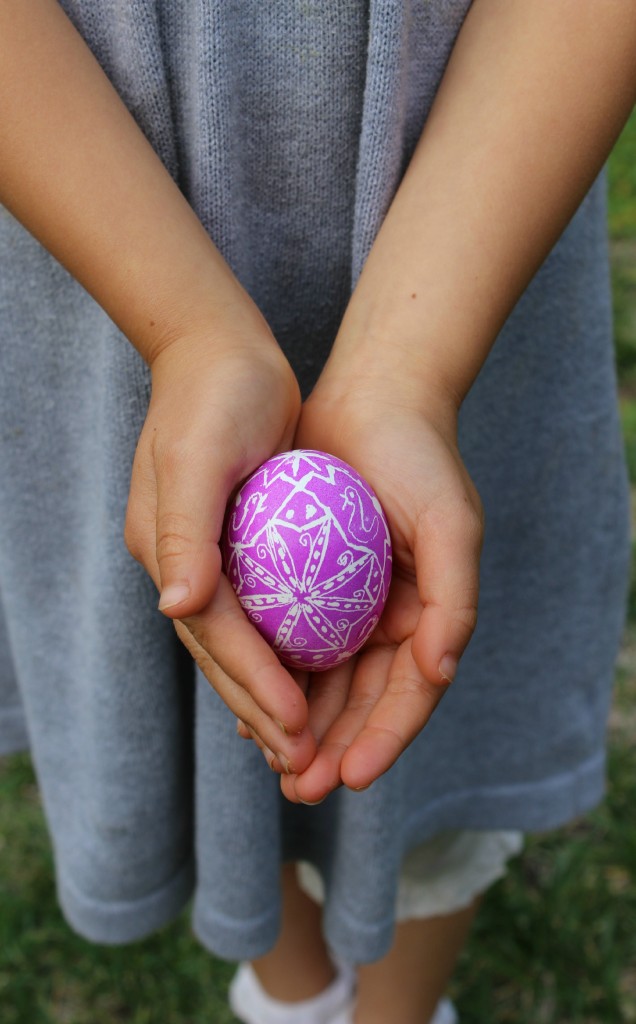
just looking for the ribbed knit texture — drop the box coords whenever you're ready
[0,0,630,962]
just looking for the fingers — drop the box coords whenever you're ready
[124,392,306,726]
[174,616,317,774]
[127,454,311,736]
[290,635,448,799]
[286,486,482,799]
[332,487,482,792]
[339,638,447,790]
[243,721,286,774]
[411,489,483,686]
[288,647,391,806]
[182,574,311,735]
[279,663,353,803]
[126,432,233,618]
[289,649,386,803]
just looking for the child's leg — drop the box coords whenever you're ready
[240,831,522,1021]
[247,864,475,1024]
[251,862,336,1001]
[354,903,479,1024]
[246,864,475,1024]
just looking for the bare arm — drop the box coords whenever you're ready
[0,0,258,359]
[323,0,636,413]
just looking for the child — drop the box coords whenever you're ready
[0,2,634,1021]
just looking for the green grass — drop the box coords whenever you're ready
[610,109,636,387]
[1,104,636,1024]
[613,246,636,384]
[613,109,636,635]
[454,665,636,1024]
[609,108,636,239]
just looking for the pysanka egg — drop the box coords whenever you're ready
[222,450,392,670]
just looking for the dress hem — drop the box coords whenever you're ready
[192,898,281,964]
[57,856,195,946]
[190,751,607,964]
[401,750,607,843]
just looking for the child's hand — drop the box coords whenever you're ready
[124,330,317,775]
[276,378,483,803]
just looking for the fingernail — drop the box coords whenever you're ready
[277,719,303,737]
[276,752,293,775]
[299,796,326,806]
[438,654,458,683]
[261,747,279,771]
[158,583,190,612]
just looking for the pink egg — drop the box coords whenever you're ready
[222,450,392,670]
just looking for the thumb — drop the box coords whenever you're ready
[410,492,483,685]
[154,442,228,618]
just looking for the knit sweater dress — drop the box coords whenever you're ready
[0,0,630,963]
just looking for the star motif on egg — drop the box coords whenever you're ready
[228,504,384,664]
[223,452,392,669]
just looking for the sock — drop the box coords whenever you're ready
[431,998,458,1024]
[228,961,356,1024]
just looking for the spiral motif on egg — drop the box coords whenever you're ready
[222,450,393,671]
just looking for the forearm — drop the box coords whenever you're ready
[326,0,636,414]
[0,0,267,364]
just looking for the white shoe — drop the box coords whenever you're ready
[229,961,356,1024]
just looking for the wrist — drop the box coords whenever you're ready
[314,318,460,443]
[149,320,299,409]
[326,255,493,425]
[142,328,301,503]
[129,253,275,370]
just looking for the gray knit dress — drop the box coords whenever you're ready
[0,0,630,964]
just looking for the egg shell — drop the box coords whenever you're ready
[222,450,392,671]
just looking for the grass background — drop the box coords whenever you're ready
[2,110,636,1023]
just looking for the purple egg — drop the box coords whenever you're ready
[222,450,392,671]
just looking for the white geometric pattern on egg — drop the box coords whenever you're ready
[223,450,393,670]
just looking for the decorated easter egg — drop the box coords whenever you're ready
[222,450,392,671]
